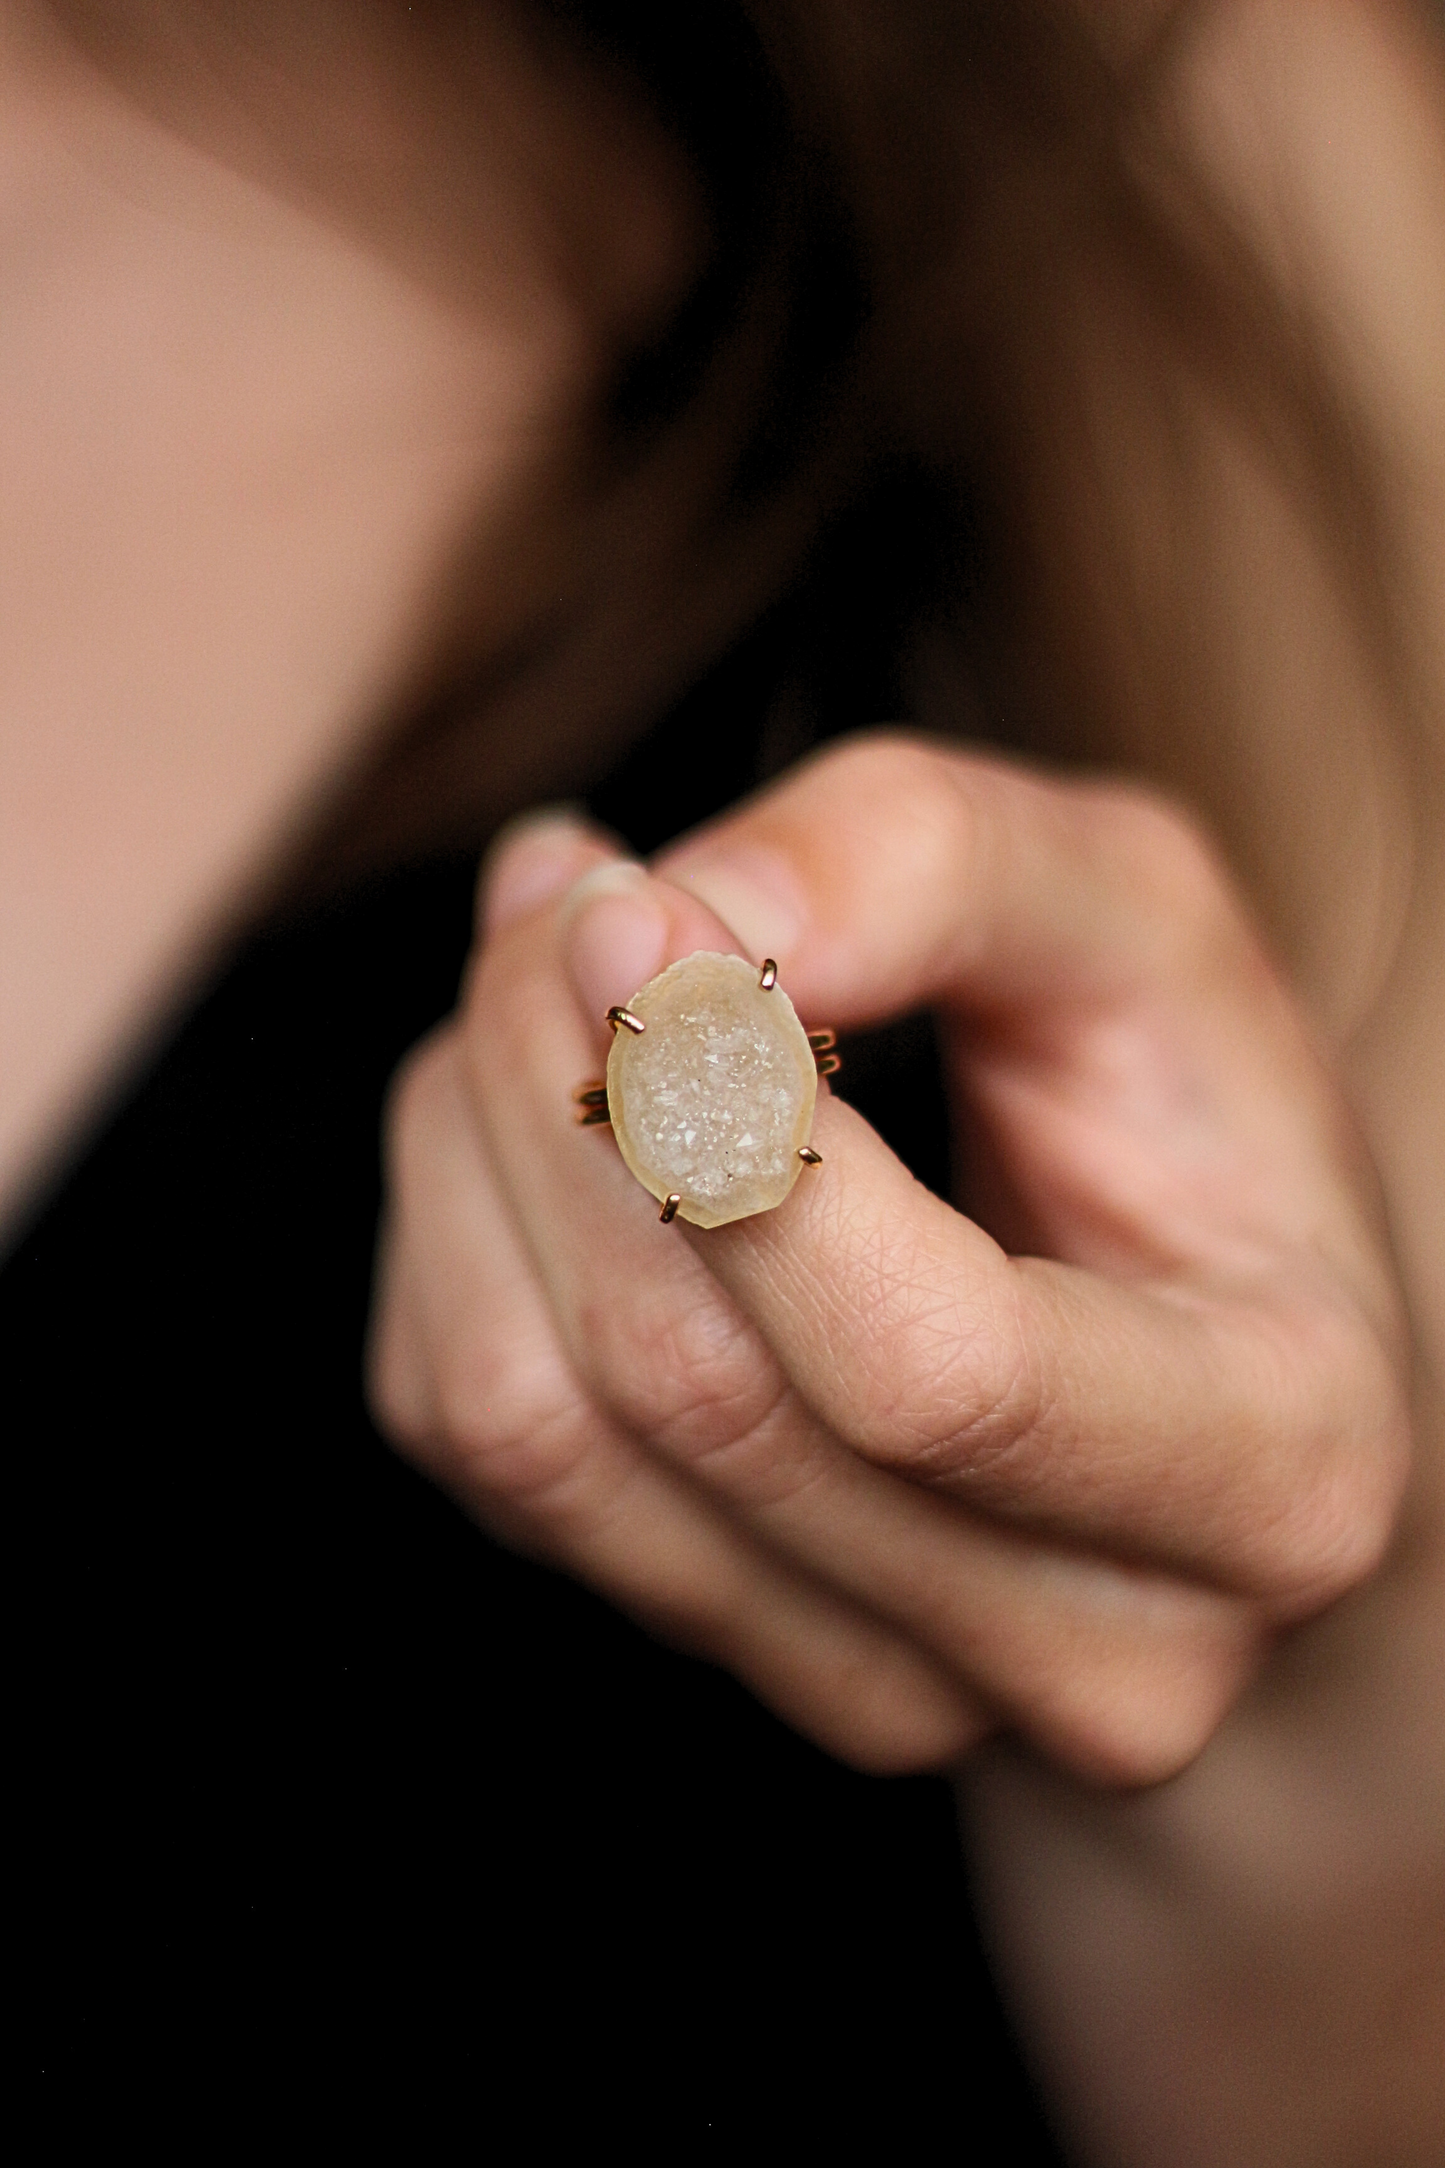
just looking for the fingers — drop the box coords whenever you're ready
[645,736,1409,1607]
[654,732,1268,1024]
[467,846,1265,1783]
[695,1093,1399,1612]
[541,828,1396,1611]
[369,1019,986,1774]
[656,735,1388,1291]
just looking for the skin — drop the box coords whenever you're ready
[4,0,1443,2157]
[0,0,694,1223]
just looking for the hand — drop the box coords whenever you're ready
[368,735,1410,1783]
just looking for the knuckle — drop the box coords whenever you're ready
[1035,1617,1264,1790]
[926,1330,1045,1483]
[431,1313,592,1508]
[1089,778,1212,882]
[1228,1301,1412,1611]
[812,1690,989,1777]
[1090,783,1247,970]
[840,1250,1043,1485]
[577,1285,783,1467]
[1259,1352,1411,1613]
[1056,1683,1231,1790]
[808,732,982,872]
[815,729,953,804]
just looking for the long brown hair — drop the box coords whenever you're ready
[290,0,1416,902]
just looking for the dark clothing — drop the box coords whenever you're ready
[11,487,1065,2154]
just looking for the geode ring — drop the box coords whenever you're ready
[573,952,840,1227]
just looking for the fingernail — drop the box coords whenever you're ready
[562,861,669,1025]
[662,844,806,963]
[481,806,597,936]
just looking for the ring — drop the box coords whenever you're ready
[573,953,839,1227]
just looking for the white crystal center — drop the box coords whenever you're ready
[607,952,818,1228]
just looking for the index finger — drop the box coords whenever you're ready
[654,732,1400,1332]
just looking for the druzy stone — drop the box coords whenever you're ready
[607,951,819,1228]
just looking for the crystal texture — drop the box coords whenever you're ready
[607,951,818,1228]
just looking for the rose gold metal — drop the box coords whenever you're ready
[806,1028,836,1053]
[758,959,777,991]
[814,1050,842,1077]
[797,1146,823,1165]
[573,1079,611,1126]
[659,1192,681,1224]
[607,1006,645,1034]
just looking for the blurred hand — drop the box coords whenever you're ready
[368,735,1410,1783]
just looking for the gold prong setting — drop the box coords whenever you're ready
[807,1026,841,1078]
[573,1080,612,1128]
